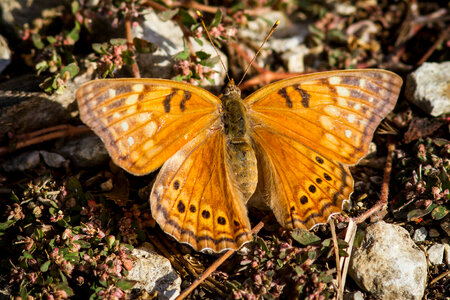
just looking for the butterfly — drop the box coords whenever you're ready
[76,69,402,252]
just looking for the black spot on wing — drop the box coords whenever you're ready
[179,90,191,112]
[294,85,310,108]
[278,87,293,108]
[163,89,177,113]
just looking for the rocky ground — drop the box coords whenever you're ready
[0,1,448,299]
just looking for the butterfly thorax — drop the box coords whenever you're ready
[220,80,258,202]
[221,80,248,140]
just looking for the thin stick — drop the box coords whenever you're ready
[353,140,395,224]
[330,219,343,300]
[339,219,357,291]
[417,26,450,65]
[125,12,141,78]
[0,125,90,156]
[176,221,265,300]
[196,10,231,82]
[429,270,450,285]
[237,20,279,86]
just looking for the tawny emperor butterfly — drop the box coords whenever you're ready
[76,69,402,252]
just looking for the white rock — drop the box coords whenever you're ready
[405,62,450,116]
[349,221,427,300]
[39,151,67,168]
[0,34,11,74]
[126,244,181,300]
[280,45,309,73]
[427,243,445,265]
[444,243,450,267]
[57,133,109,168]
[343,291,364,300]
[239,11,309,72]
[413,227,427,242]
[133,10,226,86]
[2,150,40,172]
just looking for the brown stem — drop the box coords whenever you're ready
[352,140,395,225]
[417,26,450,65]
[142,0,272,16]
[330,219,343,300]
[125,13,141,78]
[0,125,91,156]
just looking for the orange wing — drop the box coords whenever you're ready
[76,79,220,175]
[246,69,402,229]
[246,70,402,165]
[150,128,252,252]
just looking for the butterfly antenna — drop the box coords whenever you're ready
[237,20,279,86]
[196,10,231,82]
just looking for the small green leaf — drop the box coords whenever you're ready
[195,51,211,60]
[133,37,157,53]
[116,279,135,290]
[199,56,219,67]
[174,50,190,60]
[110,38,127,46]
[211,9,222,28]
[0,219,16,231]
[178,9,196,28]
[41,260,51,272]
[64,252,80,262]
[255,237,269,252]
[55,283,74,296]
[67,22,80,44]
[23,251,33,259]
[60,62,79,78]
[353,229,365,248]
[291,228,321,245]
[158,9,179,22]
[407,203,437,221]
[92,43,106,54]
[431,205,448,220]
[193,37,203,46]
[32,34,44,50]
[71,0,79,14]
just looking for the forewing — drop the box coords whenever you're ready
[246,69,402,165]
[76,78,220,175]
[150,128,252,252]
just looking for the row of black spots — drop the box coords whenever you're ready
[294,163,333,210]
[174,198,242,228]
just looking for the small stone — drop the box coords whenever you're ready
[2,151,40,172]
[429,228,440,238]
[440,221,450,237]
[0,34,11,74]
[39,151,67,168]
[443,243,450,266]
[126,243,181,299]
[100,179,113,192]
[343,291,364,300]
[405,62,450,116]
[279,45,310,73]
[58,133,109,168]
[427,244,445,265]
[349,221,427,300]
[413,227,428,242]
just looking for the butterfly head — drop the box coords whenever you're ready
[223,79,241,98]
